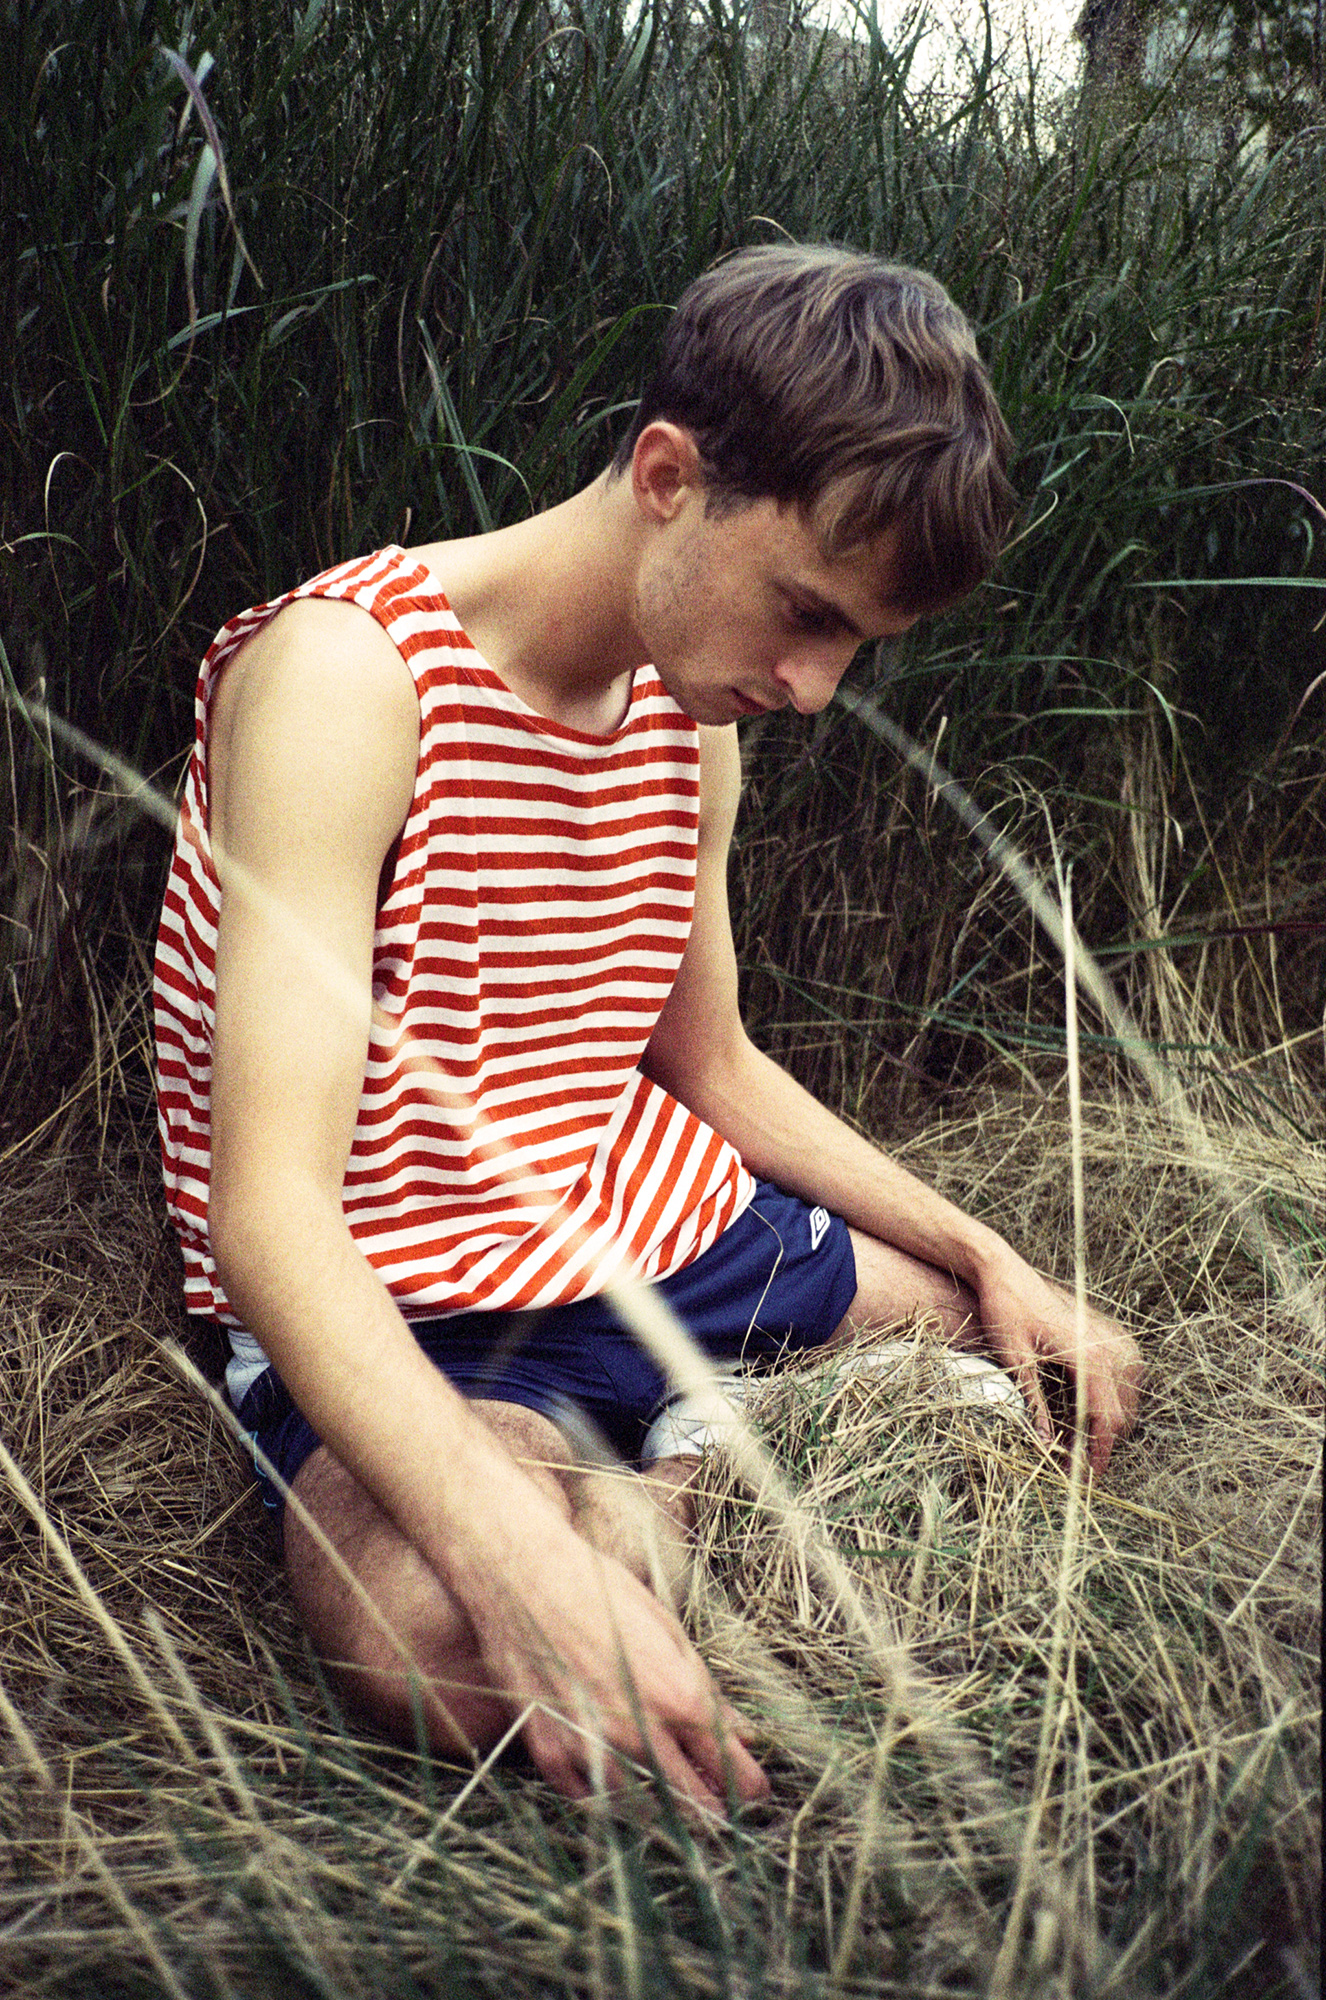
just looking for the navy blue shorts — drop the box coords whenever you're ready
[225,1181,856,1519]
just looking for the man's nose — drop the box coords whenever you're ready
[773,645,856,715]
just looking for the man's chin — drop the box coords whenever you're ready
[663,690,724,726]
[671,689,769,726]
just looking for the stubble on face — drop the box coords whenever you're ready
[631,501,742,724]
[639,492,920,726]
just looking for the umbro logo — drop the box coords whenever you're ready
[808,1206,831,1251]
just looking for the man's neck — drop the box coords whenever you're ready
[411,473,646,734]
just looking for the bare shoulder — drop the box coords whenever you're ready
[696,723,742,849]
[213,597,417,751]
[210,597,419,863]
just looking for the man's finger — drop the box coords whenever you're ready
[1086,1385,1126,1476]
[1087,1411,1116,1476]
[644,1724,752,1822]
[1008,1351,1053,1446]
[527,1728,594,1800]
[720,1698,762,1748]
[679,1719,770,1805]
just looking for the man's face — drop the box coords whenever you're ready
[633,493,920,727]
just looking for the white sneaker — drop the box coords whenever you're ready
[640,1375,748,1461]
[831,1340,1029,1414]
[639,1341,1027,1462]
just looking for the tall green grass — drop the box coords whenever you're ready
[3,0,1322,1128]
[3,0,1321,1135]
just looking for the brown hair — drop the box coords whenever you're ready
[612,243,1017,613]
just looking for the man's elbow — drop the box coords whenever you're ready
[642,1019,758,1119]
[208,1168,269,1303]
[207,1159,333,1303]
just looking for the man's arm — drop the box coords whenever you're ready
[205,601,766,1808]
[641,725,1141,1474]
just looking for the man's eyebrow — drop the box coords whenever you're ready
[785,583,866,638]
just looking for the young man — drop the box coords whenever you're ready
[155,245,1141,1815]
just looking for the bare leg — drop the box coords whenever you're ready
[283,1399,697,1759]
[828,1227,982,1348]
[637,1455,704,1543]
[627,1234,991,1493]
[567,1456,698,1606]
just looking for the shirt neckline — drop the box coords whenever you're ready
[388,544,649,747]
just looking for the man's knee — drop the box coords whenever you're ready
[283,1444,505,1754]
[469,1398,579,1515]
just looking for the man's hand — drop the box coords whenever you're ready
[205,608,765,1819]
[455,1483,770,1814]
[968,1249,1142,1475]
[641,724,1142,1481]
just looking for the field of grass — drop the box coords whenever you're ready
[0,1011,1319,1997]
[1,2,1321,1994]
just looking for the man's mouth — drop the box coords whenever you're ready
[731,690,775,717]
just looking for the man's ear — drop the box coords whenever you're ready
[631,422,704,523]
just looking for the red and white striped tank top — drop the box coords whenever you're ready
[154,545,754,1337]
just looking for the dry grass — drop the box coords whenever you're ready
[0,1020,1318,1997]
[3,2,1321,1985]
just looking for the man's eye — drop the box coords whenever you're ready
[788,602,830,634]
